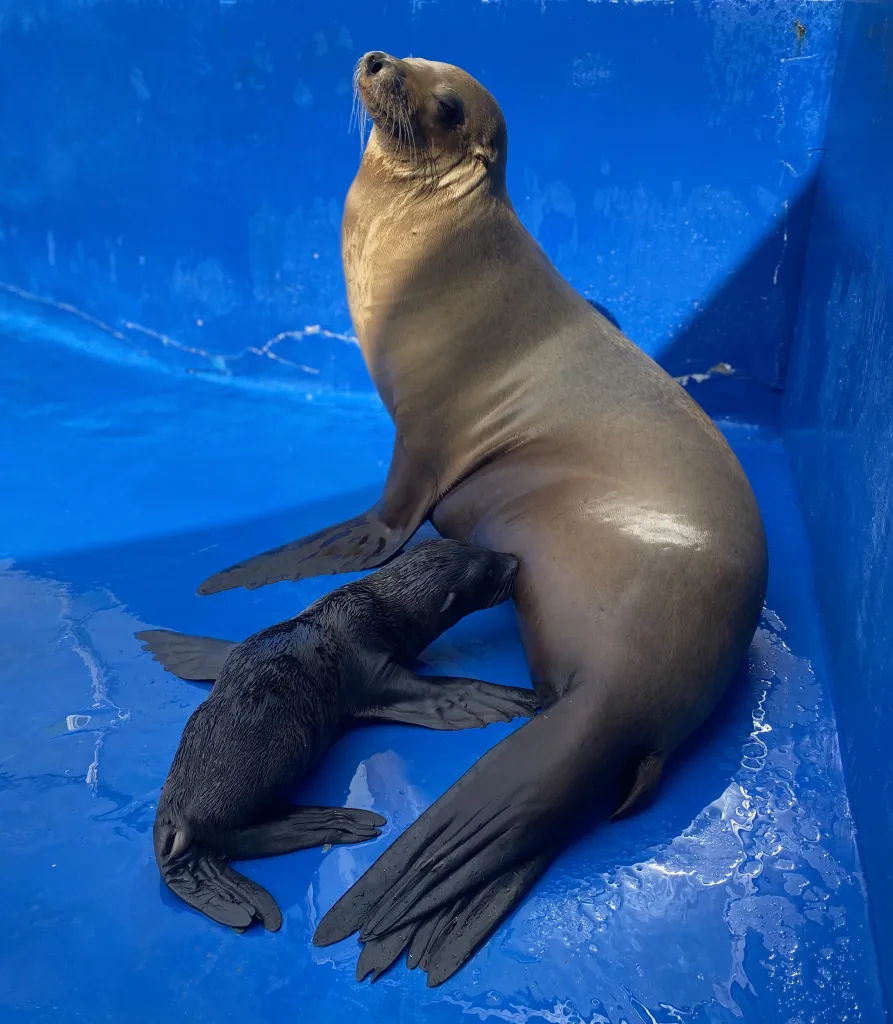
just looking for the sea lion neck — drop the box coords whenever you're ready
[359,128,503,202]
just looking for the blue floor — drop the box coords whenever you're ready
[0,329,883,1023]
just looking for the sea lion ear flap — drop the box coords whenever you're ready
[471,145,493,169]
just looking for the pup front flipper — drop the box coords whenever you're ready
[363,669,539,730]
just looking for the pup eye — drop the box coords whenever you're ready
[436,93,464,128]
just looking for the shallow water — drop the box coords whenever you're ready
[0,330,883,1022]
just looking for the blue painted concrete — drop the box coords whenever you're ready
[0,0,842,418]
[0,327,884,1022]
[783,0,893,1004]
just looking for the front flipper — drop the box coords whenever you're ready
[362,669,539,731]
[135,629,238,682]
[220,806,386,859]
[197,436,437,595]
[160,849,282,932]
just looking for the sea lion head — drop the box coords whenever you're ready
[355,51,507,189]
[373,538,519,639]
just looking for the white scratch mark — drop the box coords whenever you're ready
[0,279,357,379]
[130,66,152,102]
[773,199,790,286]
[0,281,144,351]
[675,362,736,387]
[122,320,225,363]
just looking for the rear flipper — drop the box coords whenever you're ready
[219,806,387,859]
[197,436,436,595]
[160,848,282,932]
[362,668,540,731]
[313,705,637,984]
[136,629,238,683]
[420,853,552,986]
[314,725,554,952]
[355,898,467,981]
[354,853,552,985]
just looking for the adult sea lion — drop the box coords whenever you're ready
[198,53,768,983]
[140,539,534,932]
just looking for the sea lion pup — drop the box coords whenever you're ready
[197,53,767,984]
[138,539,535,932]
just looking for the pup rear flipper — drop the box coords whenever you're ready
[363,669,540,731]
[221,805,386,859]
[136,629,238,682]
[161,849,282,932]
[197,437,436,595]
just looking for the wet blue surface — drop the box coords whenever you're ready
[0,329,883,1022]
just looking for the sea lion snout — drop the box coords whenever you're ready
[355,51,407,130]
[484,550,520,607]
[356,51,402,91]
[362,51,391,76]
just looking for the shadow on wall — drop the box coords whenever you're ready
[590,172,819,424]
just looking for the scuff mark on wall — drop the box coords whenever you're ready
[0,281,143,351]
[0,279,356,381]
[772,198,790,286]
[675,361,735,387]
[130,66,151,101]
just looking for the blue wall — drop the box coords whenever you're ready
[783,0,893,998]
[0,0,841,417]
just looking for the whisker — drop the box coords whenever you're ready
[351,65,369,154]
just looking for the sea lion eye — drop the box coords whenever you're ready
[435,92,464,128]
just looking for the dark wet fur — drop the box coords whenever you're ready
[142,540,536,932]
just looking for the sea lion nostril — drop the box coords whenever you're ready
[365,52,386,75]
